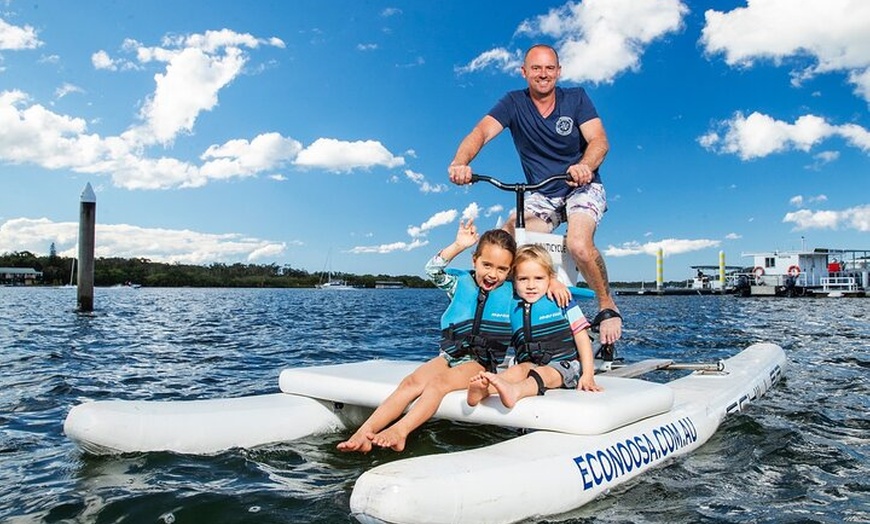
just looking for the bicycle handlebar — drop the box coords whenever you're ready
[469,174,569,230]
[470,173,569,192]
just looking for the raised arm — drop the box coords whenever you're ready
[438,219,479,262]
[448,115,505,185]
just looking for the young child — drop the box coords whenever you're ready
[467,244,602,409]
[337,219,516,453]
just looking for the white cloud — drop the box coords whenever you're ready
[484,204,503,217]
[783,205,870,232]
[294,138,405,172]
[725,233,742,240]
[0,217,288,264]
[791,194,829,207]
[700,111,870,159]
[0,17,42,50]
[0,88,405,189]
[456,47,522,75]
[701,0,870,103]
[404,169,448,193]
[95,29,285,146]
[352,208,457,254]
[0,90,306,190]
[512,0,687,84]
[0,90,105,170]
[407,209,458,239]
[461,203,480,222]
[200,132,302,180]
[91,50,119,70]
[0,26,408,191]
[807,150,840,170]
[348,238,427,254]
[55,83,84,99]
[604,238,720,257]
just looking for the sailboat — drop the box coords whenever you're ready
[316,251,355,290]
[60,259,76,288]
[317,277,355,290]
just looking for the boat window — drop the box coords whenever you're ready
[765,257,775,268]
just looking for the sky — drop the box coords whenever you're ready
[0,0,868,283]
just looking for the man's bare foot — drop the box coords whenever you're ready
[599,316,622,345]
[486,372,524,409]
[336,430,375,453]
[372,426,408,452]
[593,308,623,345]
[467,372,492,406]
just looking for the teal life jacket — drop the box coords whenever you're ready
[440,269,513,372]
[511,298,578,365]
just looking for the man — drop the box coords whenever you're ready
[447,44,622,345]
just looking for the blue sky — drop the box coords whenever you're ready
[0,0,867,282]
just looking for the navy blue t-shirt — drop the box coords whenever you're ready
[488,86,601,198]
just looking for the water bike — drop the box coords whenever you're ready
[63,175,787,524]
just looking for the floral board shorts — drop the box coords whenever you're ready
[525,183,607,230]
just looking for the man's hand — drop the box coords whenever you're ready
[566,162,594,187]
[448,164,473,185]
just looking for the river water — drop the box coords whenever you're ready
[0,287,867,523]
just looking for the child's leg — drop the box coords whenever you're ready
[467,362,533,406]
[337,356,449,453]
[373,361,483,451]
[487,365,562,409]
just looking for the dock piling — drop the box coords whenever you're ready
[77,183,96,312]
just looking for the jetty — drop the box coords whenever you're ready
[616,248,869,298]
[732,248,868,298]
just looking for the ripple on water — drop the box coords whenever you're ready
[0,289,868,523]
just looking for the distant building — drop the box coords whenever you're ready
[0,267,43,285]
[375,281,405,289]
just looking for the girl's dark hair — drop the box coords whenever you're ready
[473,229,517,258]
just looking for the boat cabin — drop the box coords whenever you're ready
[742,250,828,286]
[0,267,43,285]
[739,248,869,296]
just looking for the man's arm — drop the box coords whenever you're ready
[567,117,609,186]
[448,115,504,185]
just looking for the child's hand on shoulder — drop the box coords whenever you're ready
[547,278,571,307]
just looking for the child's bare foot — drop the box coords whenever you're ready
[487,372,524,409]
[372,426,408,452]
[336,430,375,453]
[467,372,492,406]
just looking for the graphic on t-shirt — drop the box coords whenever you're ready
[555,116,574,136]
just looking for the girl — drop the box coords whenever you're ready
[337,219,516,453]
[467,243,602,409]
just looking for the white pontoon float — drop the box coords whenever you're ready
[64,343,786,523]
[64,176,787,523]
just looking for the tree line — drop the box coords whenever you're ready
[0,248,433,289]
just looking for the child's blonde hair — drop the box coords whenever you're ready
[513,244,555,276]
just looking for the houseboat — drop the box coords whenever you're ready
[733,248,869,297]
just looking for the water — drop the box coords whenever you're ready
[0,287,867,523]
